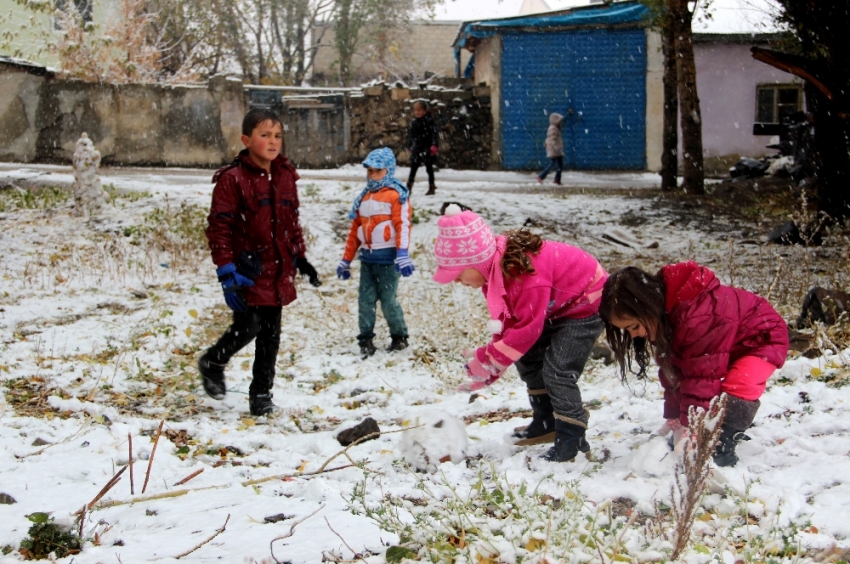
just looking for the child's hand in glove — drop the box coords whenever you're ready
[457,348,503,392]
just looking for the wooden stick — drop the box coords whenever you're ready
[141,420,164,494]
[173,468,204,487]
[86,464,127,511]
[174,513,230,559]
[240,463,355,487]
[128,433,135,495]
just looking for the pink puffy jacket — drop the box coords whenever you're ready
[659,262,789,424]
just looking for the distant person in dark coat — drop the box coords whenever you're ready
[537,112,564,185]
[407,100,439,196]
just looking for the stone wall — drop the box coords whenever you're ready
[1,61,491,170]
[348,82,492,170]
[34,75,244,166]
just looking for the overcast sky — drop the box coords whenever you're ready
[428,0,782,33]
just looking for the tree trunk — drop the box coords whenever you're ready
[669,0,704,194]
[660,17,679,191]
[807,83,850,221]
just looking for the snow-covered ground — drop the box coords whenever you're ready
[1,165,848,563]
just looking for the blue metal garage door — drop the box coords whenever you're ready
[501,28,647,170]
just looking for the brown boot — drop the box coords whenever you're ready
[425,184,436,196]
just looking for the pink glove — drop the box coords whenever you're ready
[429,145,438,156]
[457,349,503,392]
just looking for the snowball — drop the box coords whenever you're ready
[486,319,503,334]
[400,410,468,472]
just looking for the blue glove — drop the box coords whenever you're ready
[216,263,254,312]
[394,249,415,277]
[337,259,351,280]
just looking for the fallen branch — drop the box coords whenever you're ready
[325,516,368,563]
[93,484,231,510]
[174,468,204,487]
[141,420,164,494]
[174,513,230,559]
[270,504,325,564]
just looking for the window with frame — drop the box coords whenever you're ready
[754,84,803,135]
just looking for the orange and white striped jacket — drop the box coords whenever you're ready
[343,187,413,264]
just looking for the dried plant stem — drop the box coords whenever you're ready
[76,464,128,516]
[78,504,86,537]
[141,420,164,494]
[270,504,325,564]
[173,468,204,487]
[128,433,134,495]
[325,516,369,563]
[174,513,230,559]
[670,394,727,560]
[94,484,231,510]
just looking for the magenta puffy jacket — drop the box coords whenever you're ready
[659,262,789,424]
[206,151,306,307]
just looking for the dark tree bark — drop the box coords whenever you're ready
[807,83,850,220]
[669,0,704,195]
[660,16,679,192]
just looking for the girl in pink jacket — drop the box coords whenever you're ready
[432,205,607,462]
[599,262,789,467]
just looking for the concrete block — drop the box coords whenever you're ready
[391,88,410,100]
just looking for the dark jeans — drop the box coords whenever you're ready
[539,157,563,183]
[358,262,408,340]
[408,155,436,188]
[204,306,282,396]
[514,315,603,428]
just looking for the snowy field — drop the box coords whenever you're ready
[1,164,849,563]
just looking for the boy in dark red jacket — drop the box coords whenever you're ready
[600,261,789,467]
[199,108,321,417]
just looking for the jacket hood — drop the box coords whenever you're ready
[549,113,564,127]
[661,261,719,312]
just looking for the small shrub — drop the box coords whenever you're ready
[18,512,81,560]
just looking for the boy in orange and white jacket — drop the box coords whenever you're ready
[337,148,414,358]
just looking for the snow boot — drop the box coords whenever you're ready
[359,337,377,359]
[541,419,590,462]
[198,353,226,400]
[387,335,409,352]
[536,176,543,184]
[249,393,280,417]
[713,424,750,467]
[513,390,555,446]
[425,184,437,196]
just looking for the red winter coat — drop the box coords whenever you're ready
[659,261,789,425]
[206,151,306,307]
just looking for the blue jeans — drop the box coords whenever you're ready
[539,157,563,183]
[358,262,408,340]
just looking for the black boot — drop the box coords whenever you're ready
[513,390,555,446]
[425,184,437,196]
[541,419,590,462]
[387,335,409,352]
[713,424,750,467]
[358,337,377,359]
[249,393,280,417]
[406,182,413,196]
[198,353,226,400]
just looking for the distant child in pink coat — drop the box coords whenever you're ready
[432,205,607,462]
[599,262,789,467]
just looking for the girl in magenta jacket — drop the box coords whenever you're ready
[432,205,607,462]
[599,261,789,467]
